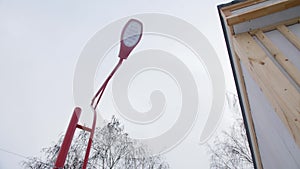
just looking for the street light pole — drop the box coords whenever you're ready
[53,19,143,169]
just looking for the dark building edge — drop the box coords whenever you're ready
[217,2,260,169]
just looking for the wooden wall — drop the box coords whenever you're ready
[219,1,300,168]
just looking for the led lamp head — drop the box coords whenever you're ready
[119,19,143,59]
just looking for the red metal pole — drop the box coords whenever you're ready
[54,107,81,169]
[82,59,123,169]
[91,59,123,109]
[82,108,97,169]
[53,19,142,168]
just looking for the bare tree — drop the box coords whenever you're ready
[22,116,169,169]
[207,93,254,169]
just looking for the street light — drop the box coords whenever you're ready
[119,19,143,59]
[53,19,143,169]
[91,19,143,109]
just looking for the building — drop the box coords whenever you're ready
[218,0,300,169]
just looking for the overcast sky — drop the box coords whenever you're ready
[0,0,238,168]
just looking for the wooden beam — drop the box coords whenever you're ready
[277,24,300,50]
[254,30,300,86]
[220,9,236,36]
[233,52,264,169]
[249,17,300,34]
[227,0,300,26]
[221,0,266,13]
[233,32,300,147]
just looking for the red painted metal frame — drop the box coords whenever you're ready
[54,107,82,168]
[53,19,142,169]
[53,60,124,169]
[81,108,96,169]
[91,59,123,109]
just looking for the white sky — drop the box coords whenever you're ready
[0,0,237,168]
